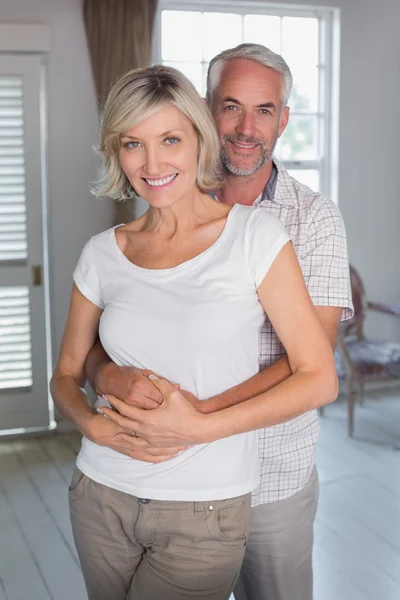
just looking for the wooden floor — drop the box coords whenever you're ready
[0,390,399,600]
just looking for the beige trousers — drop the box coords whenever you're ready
[69,468,250,600]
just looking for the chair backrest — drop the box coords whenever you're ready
[342,265,367,338]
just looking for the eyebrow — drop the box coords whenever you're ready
[121,128,185,140]
[222,97,277,111]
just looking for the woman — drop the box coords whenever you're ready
[51,65,337,600]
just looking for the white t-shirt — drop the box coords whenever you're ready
[73,203,290,501]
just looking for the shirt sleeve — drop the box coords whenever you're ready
[246,208,291,288]
[301,197,353,321]
[73,238,104,309]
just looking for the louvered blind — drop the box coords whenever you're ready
[0,286,32,389]
[0,76,32,390]
[0,75,28,262]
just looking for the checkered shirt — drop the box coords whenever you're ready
[251,159,353,506]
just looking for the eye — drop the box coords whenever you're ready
[164,137,179,145]
[123,140,141,149]
[259,108,272,115]
[224,105,239,112]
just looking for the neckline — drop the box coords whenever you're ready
[111,203,240,278]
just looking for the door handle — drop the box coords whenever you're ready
[32,265,42,286]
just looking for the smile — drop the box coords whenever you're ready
[143,174,178,187]
[232,142,258,149]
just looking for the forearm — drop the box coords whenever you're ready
[200,368,338,443]
[85,339,113,395]
[205,356,291,413]
[50,374,95,436]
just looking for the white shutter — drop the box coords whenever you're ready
[0,286,32,389]
[0,76,32,391]
[0,75,27,262]
[0,54,52,432]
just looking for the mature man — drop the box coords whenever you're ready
[86,44,353,600]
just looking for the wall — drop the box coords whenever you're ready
[0,0,114,370]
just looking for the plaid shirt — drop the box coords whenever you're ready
[251,159,353,506]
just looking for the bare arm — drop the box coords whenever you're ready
[50,285,186,462]
[199,305,342,413]
[85,339,163,408]
[88,304,340,415]
[100,243,338,446]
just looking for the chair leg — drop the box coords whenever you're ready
[348,381,356,437]
[358,382,365,406]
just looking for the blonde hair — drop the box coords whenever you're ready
[94,65,221,199]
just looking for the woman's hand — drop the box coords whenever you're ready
[83,413,187,463]
[99,376,212,447]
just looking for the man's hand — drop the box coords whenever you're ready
[99,376,212,447]
[83,413,187,463]
[96,363,164,409]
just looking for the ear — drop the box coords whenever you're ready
[278,106,290,138]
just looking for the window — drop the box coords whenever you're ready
[154,1,340,199]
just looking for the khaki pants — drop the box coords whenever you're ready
[69,468,250,600]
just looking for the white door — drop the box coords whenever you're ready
[0,54,52,432]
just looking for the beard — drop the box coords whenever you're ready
[220,132,278,176]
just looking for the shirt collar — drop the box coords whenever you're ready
[212,158,298,208]
[256,158,297,208]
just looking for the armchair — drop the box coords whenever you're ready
[334,265,400,437]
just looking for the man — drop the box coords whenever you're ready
[86,44,353,600]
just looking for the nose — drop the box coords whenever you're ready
[236,110,256,138]
[144,147,164,176]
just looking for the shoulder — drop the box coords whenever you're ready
[234,203,287,234]
[86,225,122,253]
[274,161,345,235]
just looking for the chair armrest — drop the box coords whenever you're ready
[367,301,400,317]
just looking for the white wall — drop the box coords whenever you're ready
[261,0,400,340]
[0,0,114,366]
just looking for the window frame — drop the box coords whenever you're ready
[153,0,340,202]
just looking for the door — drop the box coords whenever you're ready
[0,54,52,432]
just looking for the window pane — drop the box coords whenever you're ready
[244,15,281,53]
[203,13,242,62]
[287,169,320,192]
[163,62,203,94]
[276,115,319,161]
[282,18,319,111]
[162,11,202,62]
[289,65,318,111]
[282,17,318,68]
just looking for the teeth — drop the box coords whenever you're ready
[235,143,256,149]
[145,174,177,187]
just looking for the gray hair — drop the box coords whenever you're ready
[206,43,293,108]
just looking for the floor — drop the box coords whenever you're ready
[0,391,399,600]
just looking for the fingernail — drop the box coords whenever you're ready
[96,408,110,419]
[115,434,122,439]
[148,374,159,381]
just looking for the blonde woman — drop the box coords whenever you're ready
[51,66,337,600]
